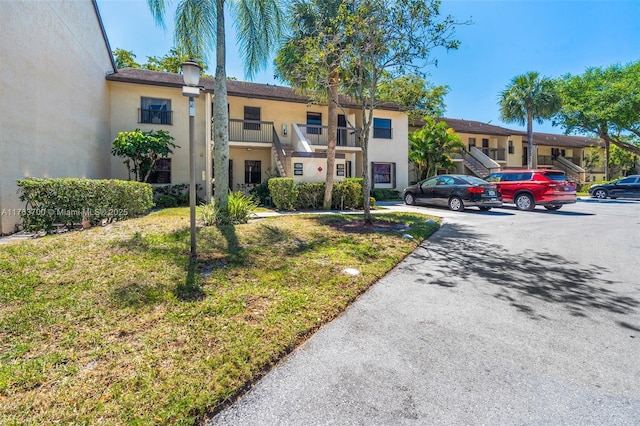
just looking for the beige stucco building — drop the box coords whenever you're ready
[1,0,612,236]
[410,118,606,184]
[107,69,409,200]
[0,0,116,234]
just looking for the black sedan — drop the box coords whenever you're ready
[403,174,502,211]
[589,175,640,199]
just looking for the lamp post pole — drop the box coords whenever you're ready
[180,60,202,258]
[188,96,196,257]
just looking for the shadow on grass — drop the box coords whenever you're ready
[175,257,205,302]
[400,223,638,321]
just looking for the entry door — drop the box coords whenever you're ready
[337,114,347,146]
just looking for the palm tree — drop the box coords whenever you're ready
[409,117,465,180]
[275,0,343,210]
[147,0,283,210]
[499,72,560,169]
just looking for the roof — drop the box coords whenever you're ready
[439,118,515,136]
[106,68,401,111]
[519,131,603,148]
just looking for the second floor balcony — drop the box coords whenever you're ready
[227,119,275,143]
[479,147,506,162]
[297,124,358,147]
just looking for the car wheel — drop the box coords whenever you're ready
[478,206,492,211]
[404,193,416,205]
[593,188,608,199]
[544,205,562,211]
[448,196,464,212]
[514,193,535,211]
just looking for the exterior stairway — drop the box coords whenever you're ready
[464,152,491,178]
[553,156,584,183]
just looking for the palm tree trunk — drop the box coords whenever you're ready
[527,111,534,169]
[323,70,339,210]
[213,0,230,211]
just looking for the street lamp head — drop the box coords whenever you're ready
[180,59,201,87]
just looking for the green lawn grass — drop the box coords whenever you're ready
[0,208,439,425]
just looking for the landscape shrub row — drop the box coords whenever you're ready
[266,178,370,211]
[16,178,154,232]
[153,184,203,207]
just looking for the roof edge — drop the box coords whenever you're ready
[92,0,117,73]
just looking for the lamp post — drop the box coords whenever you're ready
[180,60,201,258]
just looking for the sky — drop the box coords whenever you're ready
[97,0,639,134]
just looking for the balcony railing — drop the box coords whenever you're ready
[480,147,506,161]
[537,155,555,166]
[227,119,274,143]
[139,108,173,125]
[297,124,357,147]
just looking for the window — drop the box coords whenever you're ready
[294,163,303,176]
[243,106,261,130]
[373,118,392,139]
[482,138,489,148]
[245,160,261,184]
[147,158,171,184]
[307,112,322,135]
[372,162,395,187]
[468,138,476,150]
[508,140,514,154]
[336,163,345,176]
[140,97,172,125]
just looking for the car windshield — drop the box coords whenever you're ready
[542,171,567,181]
[458,176,488,185]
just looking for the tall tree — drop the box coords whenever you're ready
[336,0,463,223]
[275,0,344,210]
[499,71,560,170]
[378,74,449,126]
[145,48,208,74]
[553,61,640,179]
[113,48,141,69]
[409,117,464,181]
[147,0,283,210]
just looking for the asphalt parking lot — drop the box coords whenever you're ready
[209,198,640,425]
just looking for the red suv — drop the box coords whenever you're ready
[485,169,576,211]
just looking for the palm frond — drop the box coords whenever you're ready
[174,0,217,63]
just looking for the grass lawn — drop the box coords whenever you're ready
[0,208,439,425]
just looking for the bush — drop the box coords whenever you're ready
[268,178,298,211]
[155,195,178,208]
[370,188,401,201]
[199,192,258,225]
[16,178,154,232]
[332,179,363,209]
[296,183,325,210]
[250,180,271,206]
[227,191,259,224]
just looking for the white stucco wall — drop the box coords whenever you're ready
[367,111,409,190]
[0,1,115,234]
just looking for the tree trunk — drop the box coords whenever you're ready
[323,70,339,210]
[361,135,371,224]
[213,0,230,211]
[527,111,534,169]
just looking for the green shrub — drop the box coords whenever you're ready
[332,179,363,209]
[268,178,298,211]
[199,192,258,225]
[155,195,178,208]
[250,180,271,206]
[198,200,222,226]
[296,183,325,210]
[16,178,154,232]
[371,188,401,201]
[227,191,259,224]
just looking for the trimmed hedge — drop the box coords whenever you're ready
[267,178,367,211]
[16,178,154,232]
[268,178,298,211]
